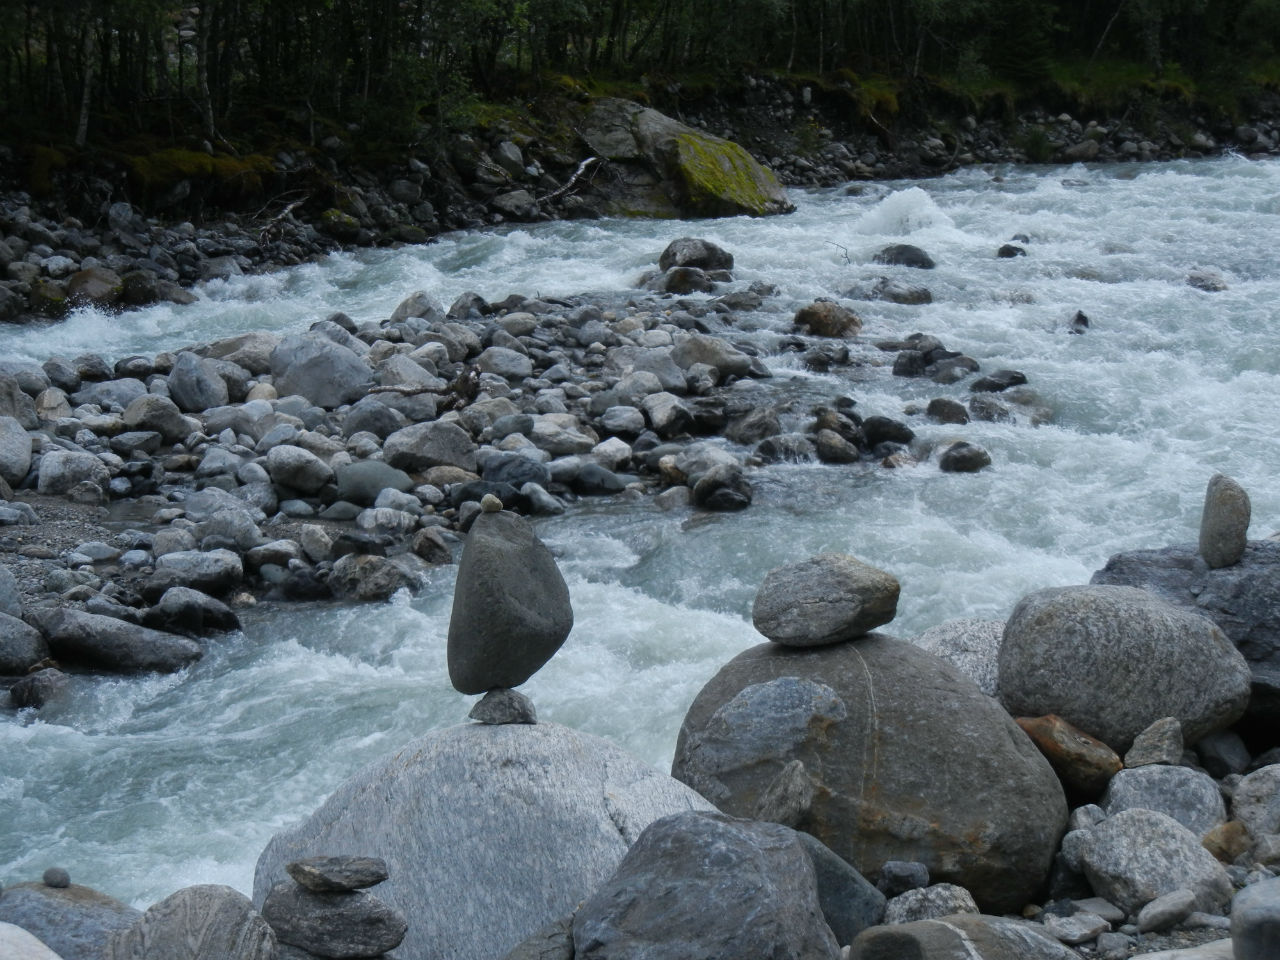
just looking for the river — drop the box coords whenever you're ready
[1,156,1277,907]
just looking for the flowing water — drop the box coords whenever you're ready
[2,157,1278,907]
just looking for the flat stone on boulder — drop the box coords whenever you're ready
[285,857,388,893]
[751,553,899,646]
[260,883,405,957]
[106,884,274,960]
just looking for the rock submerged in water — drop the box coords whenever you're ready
[751,553,899,646]
[447,509,573,694]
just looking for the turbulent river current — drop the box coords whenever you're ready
[2,156,1278,907]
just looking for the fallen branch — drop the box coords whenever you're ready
[825,241,851,265]
[257,198,307,245]
[538,156,603,204]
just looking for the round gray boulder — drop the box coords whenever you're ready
[1101,765,1226,837]
[672,636,1067,912]
[447,510,573,694]
[253,722,714,960]
[572,810,839,960]
[997,585,1251,752]
[167,351,230,413]
[264,445,334,495]
[270,332,374,409]
[0,612,48,675]
[36,450,110,496]
[909,618,1004,696]
[751,554,899,647]
[384,421,478,474]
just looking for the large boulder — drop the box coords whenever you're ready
[269,332,373,409]
[264,445,333,495]
[0,881,140,960]
[671,636,1067,912]
[751,554,899,647]
[167,351,230,413]
[579,99,792,218]
[107,884,275,960]
[253,722,714,960]
[909,618,1004,696]
[1101,765,1226,837]
[1091,540,1280,720]
[0,612,49,675]
[36,450,110,496]
[122,394,193,443]
[572,810,840,959]
[1200,474,1250,568]
[32,607,201,673]
[998,585,1251,752]
[447,510,573,693]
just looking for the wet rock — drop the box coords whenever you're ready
[106,884,275,960]
[997,585,1251,752]
[0,612,49,674]
[1187,270,1228,293]
[328,553,416,601]
[33,606,201,673]
[926,397,969,424]
[9,668,70,709]
[152,586,241,635]
[691,461,752,510]
[939,440,991,472]
[971,369,1028,392]
[869,277,932,304]
[658,238,734,272]
[1199,474,1250,568]
[873,244,935,269]
[572,810,839,960]
[751,553,899,646]
[794,300,861,337]
[447,510,572,694]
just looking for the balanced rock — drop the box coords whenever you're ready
[447,510,572,694]
[260,883,406,958]
[850,914,1076,960]
[751,553,899,646]
[1232,877,1280,960]
[469,688,537,724]
[1199,474,1250,568]
[672,636,1066,911]
[997,585,1251,752]
[285,857,388,893]
[571,810,839,960]
[107,884,275,960]
[254,722,713,960]
[0,881,140,960]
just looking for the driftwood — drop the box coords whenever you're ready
[538,156,603,204]
[257,197,306,244]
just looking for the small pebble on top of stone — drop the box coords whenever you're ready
[480,493,503,513]
[42,867,70,888]
[285,856,389,893]
[469,687,538,725]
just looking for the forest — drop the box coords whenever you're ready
[2,0,1279,153]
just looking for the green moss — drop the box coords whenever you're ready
[672,131,790,217]
[319,208,361,240]
[127,148,275,206]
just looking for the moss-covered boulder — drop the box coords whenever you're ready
[319,208,362,241]
[580,98,792,219]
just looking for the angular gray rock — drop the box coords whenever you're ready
[33,607,201,673]
[328,554,416,602]
[909,618,1004,696]
[1076,809,1233,914]
[1232,765,1280,840]
[670,334,752,379]
[0,612,48,675]
[0,564,22,618]
[0,881,140,960]
[167,352,230,413]
[260,883,406,957]
[447,510,573,694]
[0,415,32,486]
[571,810,840,960]
[270,332,374,409]
[383,421,478,474]
[253,722,714,960]
[153,586,241,635]
[794,833,886,947]
[997,585,1251,752]
[672,636,1067,912]
[1199,474,1250,568]
[1124,716,1184,767]
[751,553,899,646]
[285,857,388,893]
[122,394,193,443]
[333,460,414,507]
[265,445,334,495]
[849,914,1077,960]
[1090,540,1280,721]
[883,883,979,924]
[107,884,275,959]
[1137,888,1197,933]
[1101,765,1226,837]
[1231,877,1280,960]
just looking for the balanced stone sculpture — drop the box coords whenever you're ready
[447,505,573,694]
[1199,473,1250,568]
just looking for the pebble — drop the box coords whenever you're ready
[41,867,70,888]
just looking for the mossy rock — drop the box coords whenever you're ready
[128,148,275,207]
[670,132,791,217]
[319,208,362,241]
[28,278,68,317]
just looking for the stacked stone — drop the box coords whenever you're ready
[260,856,407,960]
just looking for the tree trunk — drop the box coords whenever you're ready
[74,26,94,148]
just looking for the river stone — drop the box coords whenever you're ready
[997,585,1251,752]
[1101,765,1226,837]
[0,612,49,674]
[873,244,936,269]
[909,618,1004,696]
[0,565,24,617]
[0,882,140,960]
[270,332,374,409]
[883,883,979,924]
[672,635,1067,912]
[37,450,110,496]
[670,333,752,378]
[572,810,840,960]
[849,913,1077,960]
[153,549,243,594]
[286,857,388,893]
[333,461,414,506]
[658,238,734,272]
[447,510,572,693]
[34,607,201,673]
[476,346,533,380]
[1232,876,1280,960]
[153,586,241,635]
[107,884,274,960]
[384,420,477,473]
[9,668,69,709]
[1199,474,1249,568]
[794,833,886,946]
[0,921,63,960]
[794,300,861,337]
[1125,716,1184,767]
[1015,714,1123,799]
[253,722,714,960]
[328,554,416,601]
[122,394,192,443]
[265,445,333,495]
[71,377,148,410]
[0,415,32,486]
[751,553,899,646]
[1232,765,1280,840]
[1076,809,1233,914]
[939,440,992,472]
[168,351,230,413]
[1091,540,1280,721]
[260,883,406,957]
[1137,888,1198,933]
[470,687,537,724]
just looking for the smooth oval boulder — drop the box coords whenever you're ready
[751,554,899,646]
[34,607,201,673]
[107,884,275,960]
[572,810,839,960]
[253,722,714,960]
[0,882,140,960]
[1101,765,1226,837]
[1199,473,1250,569]
[270,333,373,409]
[672,636,1067,912]
[447,510,572,693]
[167,352,230,413]
[998,585,1251,752]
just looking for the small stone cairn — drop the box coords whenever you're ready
[1200,473,1251,569]
[260,856,407,959]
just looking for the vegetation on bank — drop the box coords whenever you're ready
[2,0,1279,210]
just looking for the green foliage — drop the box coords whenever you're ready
[1014,126,1055,163]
